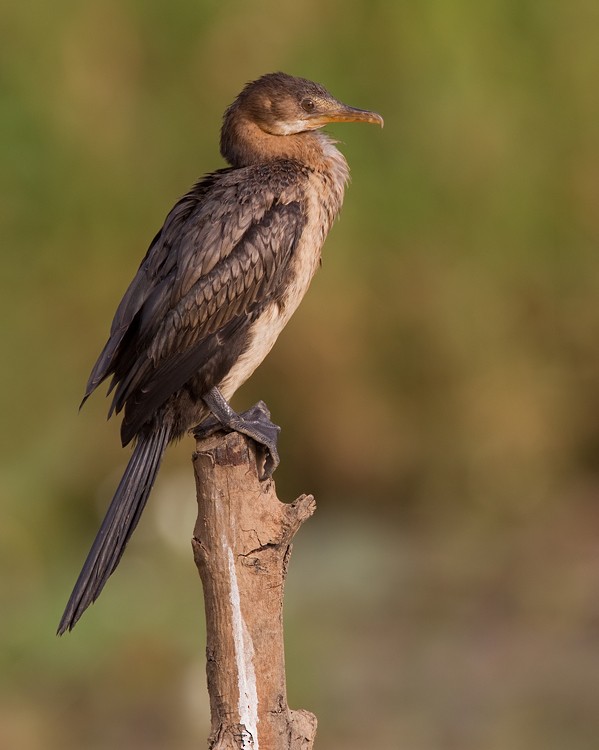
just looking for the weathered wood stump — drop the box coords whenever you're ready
[192,430,317,750]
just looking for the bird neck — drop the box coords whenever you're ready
[220,114,349,181]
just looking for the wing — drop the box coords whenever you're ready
[117,201,305,443]
[84,165,307,445]
[83,170,227,402]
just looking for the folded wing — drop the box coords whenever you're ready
[83,167,306,445]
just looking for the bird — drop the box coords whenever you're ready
[58,72,383,634]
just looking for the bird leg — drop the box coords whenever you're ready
[194,387,281,478]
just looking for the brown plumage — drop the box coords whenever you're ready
[58,72,382,634]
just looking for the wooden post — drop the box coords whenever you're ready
[192,430,318,750]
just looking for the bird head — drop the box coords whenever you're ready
[236,72,384,134]
[221,72,383,165]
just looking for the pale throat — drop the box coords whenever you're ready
[226,117,349,179]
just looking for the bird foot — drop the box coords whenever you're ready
[192,414,226,440]
[194,389,280,479]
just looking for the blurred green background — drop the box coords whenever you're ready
[2,1,599,748]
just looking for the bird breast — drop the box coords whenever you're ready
[218,156,347,400]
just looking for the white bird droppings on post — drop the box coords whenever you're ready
[226,542,259,749]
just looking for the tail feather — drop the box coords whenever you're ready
[58,423,171,634]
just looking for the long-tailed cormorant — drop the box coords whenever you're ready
[58,72,383,634]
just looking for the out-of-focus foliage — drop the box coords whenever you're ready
[1,1,599,748]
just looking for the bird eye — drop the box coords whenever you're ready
[301,97,316,113]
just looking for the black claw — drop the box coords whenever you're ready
[261,444,279,479]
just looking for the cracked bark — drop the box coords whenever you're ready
[192,430,317,750]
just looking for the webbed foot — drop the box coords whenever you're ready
[194,388,281,479]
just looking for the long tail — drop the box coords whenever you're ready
[58,423,171,634]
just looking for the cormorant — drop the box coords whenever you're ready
[58,72,383,634]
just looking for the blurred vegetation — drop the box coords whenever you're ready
[2,0,599,748]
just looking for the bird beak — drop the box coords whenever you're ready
[309,103,384,129]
